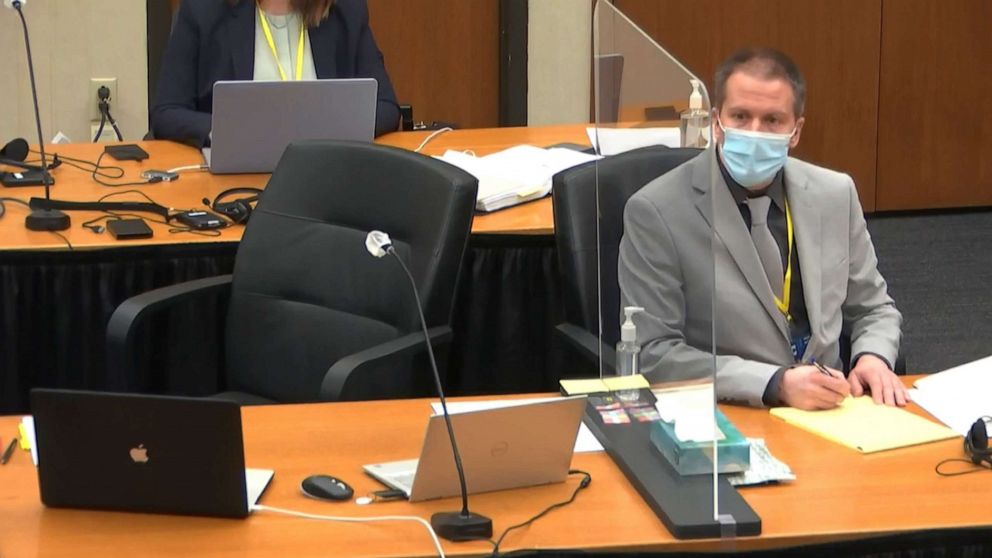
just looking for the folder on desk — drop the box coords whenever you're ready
[770,396,958,453]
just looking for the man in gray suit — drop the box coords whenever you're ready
[619,48,906,410]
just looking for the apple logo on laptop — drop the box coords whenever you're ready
[129,444,150,464]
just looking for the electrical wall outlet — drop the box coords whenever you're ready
[91,122,118,144]
[89,77,118,120]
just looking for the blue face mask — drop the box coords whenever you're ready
[718,120,796,189]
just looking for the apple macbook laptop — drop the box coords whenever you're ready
[364,396,587,502]
[30,389,273,519]
[204,78,377,174]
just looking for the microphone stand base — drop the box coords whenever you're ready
[431,511,493,542]
[26,208,70,232]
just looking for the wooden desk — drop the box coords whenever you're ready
[0,125,588,250]
[1,380,989,557]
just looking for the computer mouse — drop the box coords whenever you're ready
[301,474,354,502]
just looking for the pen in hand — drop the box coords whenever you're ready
[1,437,17,465]
[809,359,846,380]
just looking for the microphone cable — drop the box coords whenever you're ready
[250,505,446,558]
[484,470,592,557]
[34,149,206,188]
[92,86,123,142]
[31,149,125,180]
[414,127,453,153]
[78,190,222,237]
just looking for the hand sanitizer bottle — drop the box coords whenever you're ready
[680,79,710,148]
[616,306,644,403]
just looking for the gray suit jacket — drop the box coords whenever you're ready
[618,148,901,406]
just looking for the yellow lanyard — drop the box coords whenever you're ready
[258,4,306,81]
[775,201,794,320]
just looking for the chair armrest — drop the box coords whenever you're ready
[319,325,453,401]
[106,275,233,390]
[555,322,617,376]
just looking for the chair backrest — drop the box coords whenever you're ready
[224,140,478,402]
[552,145,701,348]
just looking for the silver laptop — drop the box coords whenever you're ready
[364,397,587,502]
[31,389,273,519]
[205,78,377,174]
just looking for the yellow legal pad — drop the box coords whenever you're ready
[770,396,958,453]
[560,375,649,396]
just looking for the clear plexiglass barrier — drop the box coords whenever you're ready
[585,0,760,538]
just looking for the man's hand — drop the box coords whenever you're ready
[849,354,908,406]
[780,365,851,410]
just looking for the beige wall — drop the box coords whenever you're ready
[0,0,147,144]
[527,0,591,126]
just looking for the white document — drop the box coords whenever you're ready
[246,468,274,507]
[430,398,604,453]
[435,145,600,212]
[586,127,681,156]
[911,355,992,435]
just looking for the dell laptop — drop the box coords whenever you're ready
[364,396,587,502]
[31,389,273,519]
[205,78,377,174]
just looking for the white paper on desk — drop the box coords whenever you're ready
[435,145,600,212]
[586,127,681,156]
[911,355,992,435]
[429,398,604,453]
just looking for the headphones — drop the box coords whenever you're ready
[965,416,992,466]
[1,137,61,173]
[1,138,29,162]
[203,187,263,225]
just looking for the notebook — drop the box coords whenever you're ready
[364,396,587,502]
[206,79,377,174]
[771,396,958,453]
[31,389,273,518]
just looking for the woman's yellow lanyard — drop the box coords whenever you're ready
[776,201,794,321]
[258,4,306,81]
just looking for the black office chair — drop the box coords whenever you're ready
[552,145,702,375]
[106,140,478,403]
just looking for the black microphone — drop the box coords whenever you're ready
[6,0,69,231]
[365,230,493,542]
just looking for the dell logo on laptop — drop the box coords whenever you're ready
[129,444,149,463]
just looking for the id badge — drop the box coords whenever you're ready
[790,333,811,362]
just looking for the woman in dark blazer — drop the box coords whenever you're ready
[151,0,400,146]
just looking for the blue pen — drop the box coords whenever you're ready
[809,359,833,378]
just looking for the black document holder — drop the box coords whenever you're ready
[582,392,762,539]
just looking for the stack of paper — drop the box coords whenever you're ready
[771,396,957,453]
[435,145,600,212]
[911,355,992,435]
